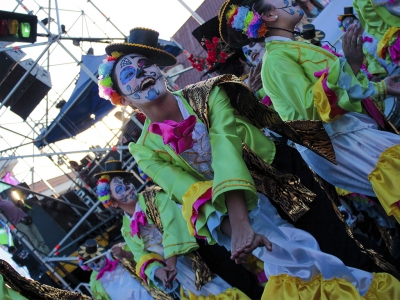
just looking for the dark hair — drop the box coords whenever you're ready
[69,160,79,167]
[214,50,247,77]
[296,0,324,18]
[111,55,125,96]
[225,0,273,48]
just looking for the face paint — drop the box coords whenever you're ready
[110,176,137,203]
[242,42,266,66]
[120,66,136,85]
[146,88,160,100]
[115,54,166,104]
[276,0,303,16]
[87,257,107,272]
[342,17,360,31]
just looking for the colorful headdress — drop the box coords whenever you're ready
[96,175,112,208]
[98,53,124,106]
[225,5,268,39]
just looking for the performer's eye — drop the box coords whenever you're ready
[115,185,125,195]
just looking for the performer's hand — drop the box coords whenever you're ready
[342,23,364,76]
[384,75,400,96]
[247,63,263,93]
[165,256,178,283]
[155,266,176,288]
[111,245,125,259]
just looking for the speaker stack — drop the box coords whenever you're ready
[0,54,52,120]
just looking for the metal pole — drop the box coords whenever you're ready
[0,213,74,291]
[176,0,205,25]
[0,43,53,110]
[48,201,101,257]
[0,146,129,160]
[0,181,89,211]
[55,214,116,254]
[87,0,126,37]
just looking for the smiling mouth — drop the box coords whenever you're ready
[140,77,156,91]
[251,53,259,61]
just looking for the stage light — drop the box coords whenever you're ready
[11,190,20,201]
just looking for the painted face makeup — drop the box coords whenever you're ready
[276,0,304,17]
[115,54,165,103]
[342,16,360,32]
[87,256,107,272]
[110,176,137,204]
[243,42,266,66]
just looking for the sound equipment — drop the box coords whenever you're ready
[27,203,77,256]
[0,41,25,83]
[0,58,51,120]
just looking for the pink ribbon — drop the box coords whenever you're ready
[314,68,347,118]
[261,95,272,107]
[130,211,148,238]
[140,258,166,284]
[190,188,212,240]
[96,258,119,280]
[389,36,400,64]
[363,36,373,43]
[149,115,197,154]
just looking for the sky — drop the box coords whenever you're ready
[0,0,205,186]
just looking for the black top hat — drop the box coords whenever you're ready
[94,160,133,179]
[192,16,221,51]
[300,24,326,42]
[105,27,177,67]
[78,239,105,260]
[339,7,357,19]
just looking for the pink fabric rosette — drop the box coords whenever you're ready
[149,115,197,154]
[130,211,148,238]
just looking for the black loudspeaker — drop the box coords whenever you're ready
[0,58,51,120]
[0,42,26,83]
[27,203,77,256]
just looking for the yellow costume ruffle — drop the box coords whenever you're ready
[368,145,400,224]
[180,287,251,300]
[262,273,400,300]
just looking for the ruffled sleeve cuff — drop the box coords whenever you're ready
[182,181,214,241]
[135,253,165,285]
[335,57,376,100]
[378,27,400,65]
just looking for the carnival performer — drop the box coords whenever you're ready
[97,27,400,299]
[221,0,400,225]
[78,239,154,300]
[94,161,250,299]
[354,0,400,68]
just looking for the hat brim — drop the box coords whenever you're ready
[295,30,326,42]
[78,245,105,260]
[106,43,177,67]
[94,170,133,180]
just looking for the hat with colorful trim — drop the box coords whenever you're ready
[105,27,177,67]
[78,239,105,261]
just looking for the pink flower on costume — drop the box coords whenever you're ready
[149,115,197,154]
[130,211,148,238]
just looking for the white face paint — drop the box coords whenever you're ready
[242,42,266,66]
[87,256,107,272]
[342,16,360,32]
[110,176,137,204]
[114,54,167,105]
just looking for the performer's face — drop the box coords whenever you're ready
[87,256,107,272]
[114,54,167,105]
[342,16,360,31]
[242,42,266,66]
[110,176,137,204]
